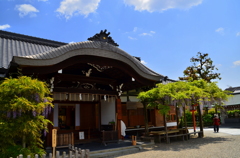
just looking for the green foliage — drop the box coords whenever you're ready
[227,109,240,114]
[202,114,213,126]
[138,83,173,115]
[181,111,214,126]
[208,109,220,115]
[138,80,231,115]
[184,110,193,122]
[138,79,231,130]
[227,110,240,118]
[1,145,45,158]
[179,52,221,82]
[0,76,54,158]
[156,104,171,115]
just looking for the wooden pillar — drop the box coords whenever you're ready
[116,98,122,139]
[75,104,80,130]
[143,102,149,136]
[53,103,59,128]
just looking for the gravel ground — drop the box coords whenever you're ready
[111,129,240,158]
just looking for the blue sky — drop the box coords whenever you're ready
[0,0,239,90]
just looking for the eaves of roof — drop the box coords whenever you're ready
[225,86,240,92]
[13,41,164,81]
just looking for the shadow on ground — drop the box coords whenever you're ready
[150,136,233,151]
[107,136,235,158]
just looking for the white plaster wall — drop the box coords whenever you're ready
[120,96,140,102]
[224,93,240,105]
[101,100,116,124]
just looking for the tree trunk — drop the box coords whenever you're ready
[176,106,179,128]
[183,106,188,140]
[143,102,149,136]
[163,114,169,143]
[197,104,204,137]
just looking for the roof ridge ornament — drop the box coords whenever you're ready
[88,29,119,46]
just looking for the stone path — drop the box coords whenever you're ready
[110,127,240,158]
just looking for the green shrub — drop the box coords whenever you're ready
[203,114,213,126]
[0,76,53,158]
[227,110,240,118]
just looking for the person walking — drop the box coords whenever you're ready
[213,115,220,133]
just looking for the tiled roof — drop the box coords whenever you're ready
[225,86,240,93]
[13,41,163,80]
[0,30,66,69]
[0,30,66,47]
[0,30,164,81]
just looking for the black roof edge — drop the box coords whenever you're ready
[225,86,240,92]
[0,30,67,47]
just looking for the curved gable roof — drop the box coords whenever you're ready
[13,41,163,81]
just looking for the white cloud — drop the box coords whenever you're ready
[123,0,203,12]
[139,31,155,36]
[56,0,100,19]
[133,27,138,32]
[15,4,39,17]
[128,36,137,40]
[141,60,147,65]
[0,24,11,30]
[233,60,240,66]
[215,27,224,35]
[236,32,240,37]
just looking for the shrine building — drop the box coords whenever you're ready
[0,30,177,147]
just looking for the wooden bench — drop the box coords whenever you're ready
[167,133,186,143]
[150,129,182,143]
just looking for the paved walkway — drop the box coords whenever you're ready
[189,126,240,136]
[111,127,240,158]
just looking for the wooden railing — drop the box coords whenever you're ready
[57,132,74,147]
[10,145,90,158]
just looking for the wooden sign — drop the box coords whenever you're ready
[52,129,57,147]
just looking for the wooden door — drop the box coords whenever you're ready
[80,103,96,129]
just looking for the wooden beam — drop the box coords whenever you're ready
[54,74,117,86]
[53,87,118,95]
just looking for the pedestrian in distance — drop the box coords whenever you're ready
[213,115,220,133]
